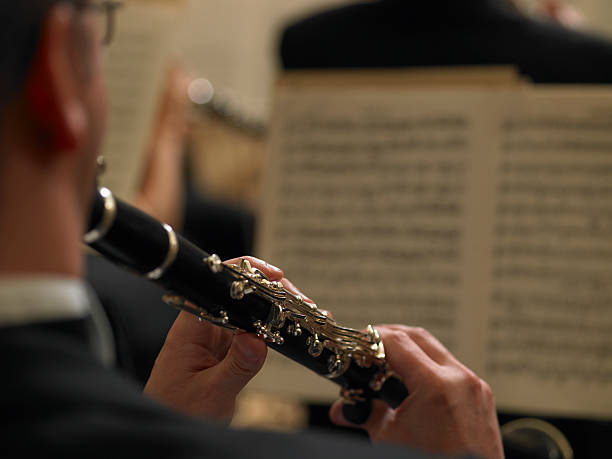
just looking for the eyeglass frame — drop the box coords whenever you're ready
[81,0,123,46]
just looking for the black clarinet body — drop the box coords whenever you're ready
[86,187,409,418]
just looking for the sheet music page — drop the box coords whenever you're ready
[98,0,185,200]
[485,88,612,419]
[255,77,612,417]
[254,84,507,400]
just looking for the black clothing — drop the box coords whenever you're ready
[281,0,612,84]
[86,254,175,384]
[0,318,460,458]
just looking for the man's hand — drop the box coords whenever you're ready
[144,257,281,422]
[330,325,504,459]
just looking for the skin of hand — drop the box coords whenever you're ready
[330,325,504,459]
[144,257,281,422]
[537,0,584,28]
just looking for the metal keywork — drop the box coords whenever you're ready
[325,352,351,379]
[286,323,303,337]
[370,370,391,392]
[266,303,286,329]
[307,333,324,357]
[253,320,284,345]
[340,388,367,405]
[162,294,236,330]
[216,258,391,378]
[230,280,252,300]
[205,254,223,273]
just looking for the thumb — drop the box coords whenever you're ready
[212,333,267,397]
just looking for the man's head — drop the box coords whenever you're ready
[0,2,76,108]
[0,1,115,275]
[0,1,100,114]
[0,1,111,203]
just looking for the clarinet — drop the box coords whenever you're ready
[85,187,409,421]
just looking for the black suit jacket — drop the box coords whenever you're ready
[281,0,612,83]
[0,318,462,458]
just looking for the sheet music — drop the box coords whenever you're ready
[98,1,185,200]
[486,89,612,418]
[255,76,612,417]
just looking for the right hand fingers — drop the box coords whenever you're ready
[328,325,458,419]
[380,325,457,366]
[379,326,489,412]
[376,326,440,392]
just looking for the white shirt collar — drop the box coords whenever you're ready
[0,276,90,327]
[0,276,115,366]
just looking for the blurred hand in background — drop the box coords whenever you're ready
[537,0,585,28]
[133,63,192,230]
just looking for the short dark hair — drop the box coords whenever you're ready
[0,0,88,110]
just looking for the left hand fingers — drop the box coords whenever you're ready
[222,257,315,305]
[280,277,314,303]
[280,279,331,319]
[224,256,283,282]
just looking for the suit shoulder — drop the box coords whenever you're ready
[280,2,388,68]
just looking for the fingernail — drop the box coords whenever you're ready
[266,262,281,273]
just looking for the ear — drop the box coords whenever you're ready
[25,3,87,154]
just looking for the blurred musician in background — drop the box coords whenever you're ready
[0,1,505,458]
[281,0,612,83]
[536,0,585,28]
